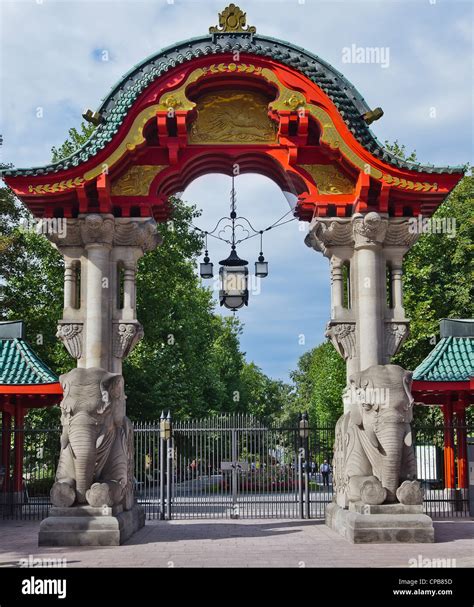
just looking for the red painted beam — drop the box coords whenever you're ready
[0,383,63,395]
[412,380,472,393]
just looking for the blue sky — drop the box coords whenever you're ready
[1,0,472,381]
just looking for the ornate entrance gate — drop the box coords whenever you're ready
[1,4,465,544]
[134,414,335,520]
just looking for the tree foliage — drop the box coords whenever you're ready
[51,122,96,163]
[279,342,345,427]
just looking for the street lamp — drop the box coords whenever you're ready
[195,174,296,309]
[219,247,249,311]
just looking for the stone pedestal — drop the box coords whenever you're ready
[326,502,434,544]
[38,504,145,547]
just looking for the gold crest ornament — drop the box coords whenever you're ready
[209,5,256,35]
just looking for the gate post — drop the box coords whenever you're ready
[39,215,161,546]
[298,413,310,519]
[159,411,166,520]
[231,429,239,519]
[306,214,435,542]
[166,411,173,520]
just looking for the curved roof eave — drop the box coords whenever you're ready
[1,33,466,179]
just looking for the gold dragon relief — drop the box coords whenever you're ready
[300,164,356,195]
[188,90,278,145]
[110,165,166,197]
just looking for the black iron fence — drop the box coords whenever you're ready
[1,417,472,521]
[134,415,335,520]
[0,427,60,520]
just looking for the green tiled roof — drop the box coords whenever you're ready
[0,339,59,385]
[413,337,474,383]
[0,33,465,179]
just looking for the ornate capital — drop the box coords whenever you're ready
[385,219,420,249]
[351,212,388,249]
[113,322,144,359]
[305,218,353,256]
[326,321,357,360]
[56,322,83,359]
[384,321,409,358]
[114,219,162,253]
[48,215,161,254]
[81,214,115,247]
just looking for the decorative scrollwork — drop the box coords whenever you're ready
[385,322,409,357]
[326,321,357,360]
[56,323,83,359]
[113,322,144,359]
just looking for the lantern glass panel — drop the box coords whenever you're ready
[200,262,214,279]
[219,266,249,310]
[255,261,268,278]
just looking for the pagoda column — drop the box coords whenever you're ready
[13,405,25,496]
[443,395,455,492]
[351,213,388,369]
[1,411,12,492]
[455,399,468,492]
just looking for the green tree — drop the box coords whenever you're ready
[51,122,95,163]
[384,139,417,163]
[281,342,345,427]
[394,174,473,371]
[239,361,293,420]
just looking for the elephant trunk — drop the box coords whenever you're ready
[376,421,406,503]
[69,414,99,503]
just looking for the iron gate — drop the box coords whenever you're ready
[2,417,472,520]
[134,414,335,520]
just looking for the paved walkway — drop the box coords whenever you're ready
[0,518,472,568]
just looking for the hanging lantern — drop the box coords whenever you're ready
[219,248,249,311]
[200,250,214,279]
[255,233,268,277]
[255,253,268,278]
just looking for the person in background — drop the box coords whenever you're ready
[320,459,331,487]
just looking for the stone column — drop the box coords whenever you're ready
[306,213,434,543]
[305,212,419,375]
[49,214,160,373]
[63,259,77,310]
[85,244,110,367]
[305,218,357,386]
[351,213,387,370]
[39,214,161,547]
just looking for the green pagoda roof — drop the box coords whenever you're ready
[1,33,465,179]
[0,338,59,386]
[413,324,474,383]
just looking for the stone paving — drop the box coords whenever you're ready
[0,518,472,568]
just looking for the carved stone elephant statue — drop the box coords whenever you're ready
[333,364,420,507]
[50,367,134,510]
